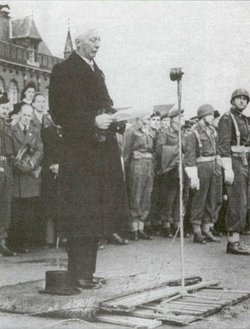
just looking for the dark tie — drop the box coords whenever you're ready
[23,125,28,135]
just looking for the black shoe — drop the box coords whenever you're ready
[138,230,153,240]
[193,233,207,244]
[130,231,139,241]
[75,279,102,289]
[92,276,107,284]
[203,231,221,243]
[162,227,173,238]
[109,233,128,245]
[0,244,17,257]
[227,241,250,255]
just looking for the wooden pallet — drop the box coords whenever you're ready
[96,281,250,327]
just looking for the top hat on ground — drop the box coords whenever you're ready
[39,270,80,296]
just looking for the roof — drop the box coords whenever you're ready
[38,40,52,56]
[11,16,42,40]
[64,29,73,54]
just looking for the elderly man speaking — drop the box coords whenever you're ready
[49,27,129,292]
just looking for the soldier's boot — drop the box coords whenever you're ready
[202,223,221,242]
[227,241,250,255]
[193,224,206,244]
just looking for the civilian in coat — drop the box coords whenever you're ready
[0,93,16,256]
[8,104,43,253]
[31,92,56,247]
[40,124,61,247]
[49,27,129,291]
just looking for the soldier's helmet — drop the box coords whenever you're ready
[197,104,215,119]
[231,89,250,104]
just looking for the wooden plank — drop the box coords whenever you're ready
[171,301,218,309]
[180,299,224,307]
[141,304,202,315]
[126,309,201,326]
[186,294,221,301]
[96,314,162,329]
[202,288,250,294]
[100,280,219,312]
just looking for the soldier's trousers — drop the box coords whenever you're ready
[129,158,154,230]
[225,156,249,232]
[190,161,221,226]
[146,175,162,227]
[160,168,180,226]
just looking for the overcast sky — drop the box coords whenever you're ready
[8,1,250,118]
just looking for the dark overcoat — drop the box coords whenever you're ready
[11,123,43,198]
[49,52,129,239]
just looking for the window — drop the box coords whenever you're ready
[8,80,18,104]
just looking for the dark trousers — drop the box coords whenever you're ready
[225,157,249,232]
[67,237,99,281]
[190,161,218,226]
[146,175,162,227]
[8,197,43,248]
[160,168,181,226]
[0,176,11,240]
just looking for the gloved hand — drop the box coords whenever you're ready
[221,157,234,185]
[185,166,200,191]
[224,168,234,185]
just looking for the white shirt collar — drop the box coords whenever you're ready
[19,121,29,131]
[76,52,94,70]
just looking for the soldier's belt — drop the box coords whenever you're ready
[132,151,153,159]
[197,155,217,162]
[231,146,250,153]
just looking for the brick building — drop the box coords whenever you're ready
[0,4,73,107]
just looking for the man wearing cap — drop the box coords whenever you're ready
[49,27,128,292]
[123,116,155,241]
[0,93,16,256]
[185,104,221,244]
[156,107,188,237]
[217,89,250,254]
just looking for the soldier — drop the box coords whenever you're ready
[217,89,250,254]
[124,116,155,240]
[185,104,221,244]
[0,93,16,256]
[156,108,187,237]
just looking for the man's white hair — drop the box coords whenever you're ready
[74,24,100,42]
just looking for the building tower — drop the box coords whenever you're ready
[64,21,73,59]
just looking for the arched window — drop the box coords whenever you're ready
[8,80,19,104]
[0,77,5,93]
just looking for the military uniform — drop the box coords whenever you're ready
[185,104,222,243]
[156,125,184,234]
[186,124,221,224]
[217,107,250,232]
[123,124,155,238]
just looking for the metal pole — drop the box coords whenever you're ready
[177,79,186,293]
